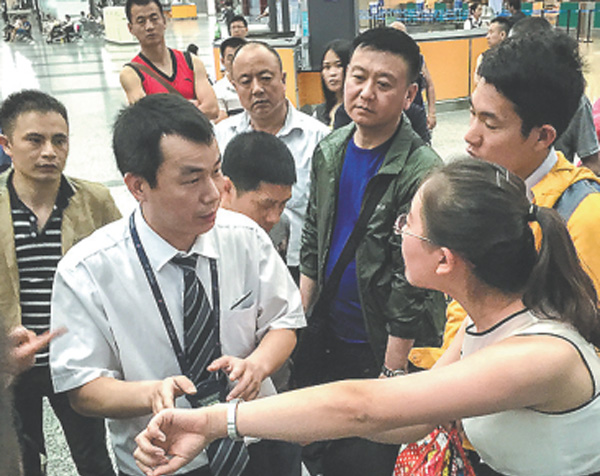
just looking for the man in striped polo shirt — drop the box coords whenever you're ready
[0,90,120,476]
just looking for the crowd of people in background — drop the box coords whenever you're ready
[1,1,600,476]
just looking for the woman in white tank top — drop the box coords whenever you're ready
[134,158,600,476]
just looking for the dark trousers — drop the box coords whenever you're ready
[13,365,115,476]
[302,331,399,476]
[119,439,302,476]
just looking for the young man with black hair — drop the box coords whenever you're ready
[119,0,218,120]
[468,30,600,286]
[50,94,305,476]
[214,36,247,123]
[505,17,600,175]
[221,131,295,237]
[228,14,248,38]
[298,27,445,476]
[0,89,119,476]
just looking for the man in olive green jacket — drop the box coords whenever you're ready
[297,28,446,476]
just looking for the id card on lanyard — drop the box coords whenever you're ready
[129,213,227,406]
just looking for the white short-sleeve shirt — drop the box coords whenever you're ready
[50,208,305,475]
[213,75,243,116]
[215,101,330,266]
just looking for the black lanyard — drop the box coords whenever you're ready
[129,213,221,376]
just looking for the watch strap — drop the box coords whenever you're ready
[227,398,243,441]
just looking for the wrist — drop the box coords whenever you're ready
[206,404,229,441]
[381,364,407,378]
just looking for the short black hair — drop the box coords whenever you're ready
[227,14,247,34]
[351,27,421,84]
[509,16,551,37]
[113,94,214,187]
[233,41,283,72]
[220,36,247,59]
[490,16,512,35]
[507,0,521,11]
[125,0,163,23]
[222,131,296,192]
[0,89,68,138]
[478,30,583,139]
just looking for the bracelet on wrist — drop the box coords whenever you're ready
[226,398,244,441]
[381,364,407,378]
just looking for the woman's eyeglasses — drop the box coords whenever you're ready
[394,213,435,244]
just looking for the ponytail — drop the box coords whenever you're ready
[420,158,600,347]
[523,206,600,346]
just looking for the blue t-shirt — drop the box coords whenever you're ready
[325,135,391,343]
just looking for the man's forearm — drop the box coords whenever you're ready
[300,274,318,312]
[383,335,415,373]
[69,376,159,419]
[245,329,297,379]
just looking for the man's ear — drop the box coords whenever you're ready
[536,124,557,150]
[127,22,133,34]
[123,173,148,203]
[403,82,419,111]
[220,176,236,208]
[282,71,287,86]
[0,134,11,153]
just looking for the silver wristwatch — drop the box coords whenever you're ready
[381,364,407,378]
[227,398,244,441]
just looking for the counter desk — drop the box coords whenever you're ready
[214,29,486,109]
[298,29,487,109]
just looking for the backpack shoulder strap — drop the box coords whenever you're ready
[553,179,600,222]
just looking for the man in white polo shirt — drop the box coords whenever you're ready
[215,41,330,282]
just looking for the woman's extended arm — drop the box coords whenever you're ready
[134,335,587,476]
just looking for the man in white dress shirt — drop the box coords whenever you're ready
[49,94,305,476]
[215,41,330,282]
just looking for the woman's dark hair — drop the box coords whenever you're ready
[320,39,351,122]
[420,158,599,345]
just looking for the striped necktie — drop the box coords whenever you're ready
[171,254,249,476]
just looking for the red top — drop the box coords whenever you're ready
[130,49,195,99]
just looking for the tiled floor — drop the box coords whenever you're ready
[2,15,599,475]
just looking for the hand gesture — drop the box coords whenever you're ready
[208,355,265,401]
[150,376,197,414]
[134,408,211,476]
[8,326,66,375]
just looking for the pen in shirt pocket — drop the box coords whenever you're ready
[230,290,252,310]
